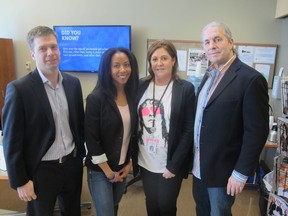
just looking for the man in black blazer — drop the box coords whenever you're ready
[192,22,269,216]
[2,26,85,216]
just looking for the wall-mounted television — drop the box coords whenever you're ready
[53,25,131,73]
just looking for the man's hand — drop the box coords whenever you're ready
[227,176,245,196]
[17,180,37,202]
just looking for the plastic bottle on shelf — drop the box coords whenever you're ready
[268,123,278,143]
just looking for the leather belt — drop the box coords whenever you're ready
[44,149,76,164]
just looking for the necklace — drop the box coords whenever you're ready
[151,79,172,133]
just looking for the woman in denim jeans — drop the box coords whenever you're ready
[85,47,139,216]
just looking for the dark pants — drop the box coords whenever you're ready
[27,157,83,216]
[140,167,183,216]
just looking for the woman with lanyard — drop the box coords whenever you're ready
[133,40,195,215]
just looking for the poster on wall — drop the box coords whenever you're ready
[147,39,277,88]
[237,44,277,88]
[187,49,207,77]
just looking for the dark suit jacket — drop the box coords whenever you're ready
[197,57,269,187]
[132,78,195,178]
[2,69,85,189]
[85,86,137,172]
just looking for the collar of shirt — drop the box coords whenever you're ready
[37,69,63,86]
[209,54,236,77]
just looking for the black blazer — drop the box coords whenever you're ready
[85,86,137,172]
[132,78,195,178]
[2,69,85,189]
[197,57,269,187]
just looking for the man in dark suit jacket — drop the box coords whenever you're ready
[2,26,85,216]
[192,21,269,216]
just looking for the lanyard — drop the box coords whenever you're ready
[151,79,172,133]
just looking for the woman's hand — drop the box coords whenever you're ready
[118,161,132,181]
[162,168,175,179]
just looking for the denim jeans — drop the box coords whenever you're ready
[87,168,126,216]
[192,175,235,216]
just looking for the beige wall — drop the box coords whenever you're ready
[0,0,283,99]
[2,0,288,169]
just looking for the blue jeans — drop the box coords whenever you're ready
[87,168,126,216]
[192,176,235,216]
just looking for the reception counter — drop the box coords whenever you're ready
[0,170,8,180]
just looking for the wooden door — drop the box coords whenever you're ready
[0,38,16,127]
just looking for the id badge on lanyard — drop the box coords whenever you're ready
[147,136,158,154]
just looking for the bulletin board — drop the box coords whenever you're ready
[147,39,278,88]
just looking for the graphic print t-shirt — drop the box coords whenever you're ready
[137,81,173,173]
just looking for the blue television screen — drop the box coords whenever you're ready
[53,25,131,73]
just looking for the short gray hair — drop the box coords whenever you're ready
[202,21,237,54]
[27,26,57,51]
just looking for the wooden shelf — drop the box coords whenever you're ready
[265,142,278,148]
[0,170,8,180]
